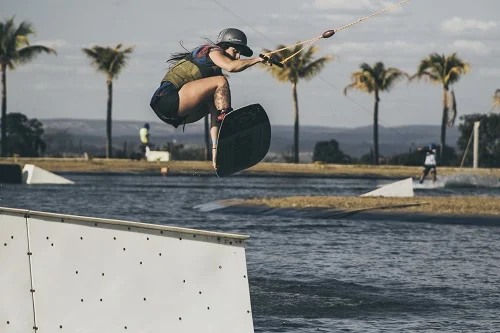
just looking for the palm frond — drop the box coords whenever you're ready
[6,21,33,58]
[409,70,439,82]
[109,45,135,77]
[300,45,319,64]
[413,52,469,87]
[344,71,374,95]
[359,63,374,76]
[14,21,34,48]
[447,89,457,126]
[0,17,15,54]
[383,68,409,91]
[260,46,294,83]
[0,17,55,70]
[300,55,334,81]
[82,44,134,79]
[82,47,106,72]
[17,45,56,65]
[345,62,407,96]
[343,82,357,96]
[493,89,500,109]
[444,62,470,85]
[411,54,443,84]
[373,62,385,76]
[261,44,332,85]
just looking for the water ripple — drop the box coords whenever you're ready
[2,173,500,332]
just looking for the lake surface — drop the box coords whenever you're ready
[2,173,500,332]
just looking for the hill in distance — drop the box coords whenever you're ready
[41,118,460,158]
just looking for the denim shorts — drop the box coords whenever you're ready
[150,81,185,128]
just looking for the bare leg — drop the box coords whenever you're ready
[178,75,231,121]
[177,76,231,169]
[206,103,220,169]
[213,80,231,110]
[182,105,207,124]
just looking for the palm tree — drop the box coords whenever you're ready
[344,62,408,165]
[492,89,500,111]
[411,53,469,161]
[262,45,333,163]
[0,16,56,157]
[82,44,134,158]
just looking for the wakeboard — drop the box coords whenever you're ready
[215,104,271,177]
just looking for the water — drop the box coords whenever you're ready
[2,173,500,332]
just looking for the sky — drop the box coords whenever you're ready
[3,0,500,129]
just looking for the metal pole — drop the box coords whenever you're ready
[473,121,480,169]
[460,130,474,167]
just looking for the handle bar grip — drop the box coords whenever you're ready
[259,54,284,68]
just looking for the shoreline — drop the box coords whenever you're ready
[2,158,500,179]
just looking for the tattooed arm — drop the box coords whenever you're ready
[209,48,265,73]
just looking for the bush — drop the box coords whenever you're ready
[312,139,351,164]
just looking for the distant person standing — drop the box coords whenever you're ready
[418,144,437,184]
[139,123,151,159]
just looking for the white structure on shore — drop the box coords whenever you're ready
[145,146,171,162]
[361,177,414,197]
[22,164,74,184]
[0,207,253,333]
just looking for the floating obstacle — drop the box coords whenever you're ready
[0,206,253,333]
[145,146,171,162]
[22,164,74,184]
[361,177,414,197]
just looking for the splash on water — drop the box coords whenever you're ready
[414,172,500,190]
[413,179,443,190]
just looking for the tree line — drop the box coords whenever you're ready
[1,16,499,166]
[5,110,500,168]
[1,17,132,159]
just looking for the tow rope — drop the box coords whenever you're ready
[260,0,412,67]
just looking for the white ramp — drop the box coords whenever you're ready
[145,146,170,162]
[22,164,74,184]
[0,208,35,332]
[0,207,254,333]
[361,177,414,197]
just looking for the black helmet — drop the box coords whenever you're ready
[216,28,253,57]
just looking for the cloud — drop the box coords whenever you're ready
[32,81,71,91]
[328,39,496,63]
[33,82,49,91]
[265,13,303,21]
[76,67,94,75]
[329,40,437,56]
[307,0,406,13]
[478,67,500,78]
[309,0,378,10]
[379,1,406,14]
[441,17,497,34]
[322,14,357,22]
[18,63,74,73]
[82,41,137,48]
[451,40,491,55]
[64,55,85,62]
[329,42,372,53]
